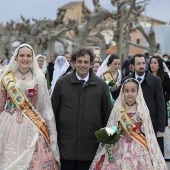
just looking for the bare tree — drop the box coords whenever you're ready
[50,8,78,53]
[128,21,157,55]
[1,0,157,58]
[115,0,157,57]
[74,0,116,48]
[112,0,149,57]
[3,20,15,56]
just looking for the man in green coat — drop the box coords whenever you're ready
[51,48,112,170]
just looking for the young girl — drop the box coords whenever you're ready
[90,78,167,170]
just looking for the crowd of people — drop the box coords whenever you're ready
[0,43,169,170]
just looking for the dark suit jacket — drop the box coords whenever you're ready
[162,72,170,102]
[47,62,54,84]
[162,72,170,126]
[122,71,166,133]
[121,56,131,76]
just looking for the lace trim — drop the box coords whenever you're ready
[15,74,38,93]
[90,80,167,170]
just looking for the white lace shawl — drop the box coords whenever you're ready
[35,54,47,74]
[0,43,60,164]
[90,78,167,170]
[96,54,110,78]
[50,56,69,96]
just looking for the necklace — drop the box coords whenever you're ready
[109,70,117,81]
[18,68,31,80]
[125,101,136,107]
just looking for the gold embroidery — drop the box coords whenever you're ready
[2,71,50,143]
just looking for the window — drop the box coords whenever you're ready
[136,38,140,44]
[157,44,160,51]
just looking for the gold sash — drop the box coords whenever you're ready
[103,71,117,87]
[120,104,149,152]
[2,71,50,143]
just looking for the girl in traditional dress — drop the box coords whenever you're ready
[90,78,167,170]
[0,44,60,169]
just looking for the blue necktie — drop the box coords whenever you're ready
[137,77,142,82]
[79,80,85,85]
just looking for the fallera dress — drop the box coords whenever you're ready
[91,112,153,170]
[0,76,58,170]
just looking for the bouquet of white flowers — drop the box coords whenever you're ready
[95,126,124,162]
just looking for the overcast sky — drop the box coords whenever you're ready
[0,0,169,25]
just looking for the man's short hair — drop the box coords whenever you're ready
[131,54,146,65]
[71,48,95,62]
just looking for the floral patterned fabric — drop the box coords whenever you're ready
[92,112,153,170]
[28,134,58,170]
[0,78,58,170]
[90,79,167,170]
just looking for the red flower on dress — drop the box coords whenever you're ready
[27,89,37,99]
[133,126,140,134]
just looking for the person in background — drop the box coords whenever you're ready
[121,54,132,76]
[97,54,123,101]
[94,55,102,62]
[51,48,112,170]
[0,58,6,74]
[148,55,170,155]
[43,54,48,66]
[144,52,151,70]
[92,60,102,74]
[163,54,169,62]
[0,58,6,69]
[2,53,10,65]
[63,52,73,75]
[128,56,135,74]
[122,54,166,155]
[36,54,50,89]
[50,56,70,96]
[90,78,167,170]
[0,43,60,169]
[163,54,170,70]
[36,54,45,71]
[64,52,71,63]
[47,52,57,84]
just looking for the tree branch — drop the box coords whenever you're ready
[128,41,149,51]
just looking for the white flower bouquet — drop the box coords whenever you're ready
[95,126,124,162]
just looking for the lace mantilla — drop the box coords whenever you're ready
[90,78,167,170]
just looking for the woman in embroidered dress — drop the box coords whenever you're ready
[0,44,60,169]
[96,54,123,105]
[90,78,167,170]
